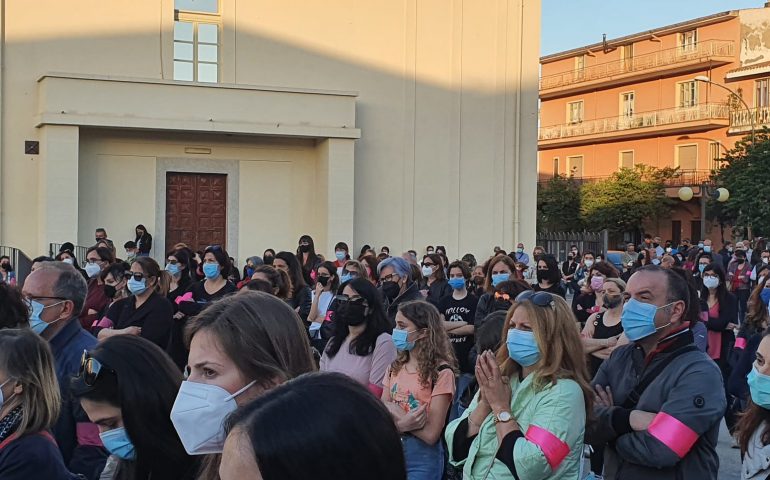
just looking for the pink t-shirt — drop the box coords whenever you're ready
[320,332,397,388]
[383,365,456,413]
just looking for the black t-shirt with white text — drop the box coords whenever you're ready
[438,292,477,373]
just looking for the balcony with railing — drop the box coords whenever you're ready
[539,103,730,149]
[538,169,713,190]
[729,106,770,134]
[540,40,735,99]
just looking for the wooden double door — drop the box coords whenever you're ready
[165,172,227,253]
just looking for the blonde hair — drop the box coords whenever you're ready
[0,329,61,437]
[342,259,368,280]
[602,277,626,292]
[390,301,457,388]
[495,296,593,408]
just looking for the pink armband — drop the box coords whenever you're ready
[368,383,383,397]
[91,316,113,329]
[735,337,747,349]
[175,292,194,305]
[525,424,570,470]
[647,412,698,458]
[324,310,333,322]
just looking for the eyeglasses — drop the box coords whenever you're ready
[344,271,359,277]
[494,292,511,302]
[167,259,178,265]
[334,294,369,307]
[123,272,145,281]
[423,262,435,267]
[380,273,400,283]
[78,350,116,387]
[515,290,556,310]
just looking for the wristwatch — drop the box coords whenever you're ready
[493,410,513,424]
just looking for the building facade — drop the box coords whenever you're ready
[538,5,770,246]
[0,0,540,264]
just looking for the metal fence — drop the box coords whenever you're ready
[536,230,609,262]
[49,243,90,266]
[0,246,33,287]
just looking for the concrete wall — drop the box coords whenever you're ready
[1,0,540,261]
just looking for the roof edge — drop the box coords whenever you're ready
[541,10,738,64]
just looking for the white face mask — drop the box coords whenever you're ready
[85,263,101,278]
[421,266,434,277]
[703,276,720,289]
[170,379,256,455]
[584,259,594,268]
[0,377,14,409]
[62,258,74,265]
[763,258,769,265]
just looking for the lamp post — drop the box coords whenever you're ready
[678,184,730,242]
[694,75,756,143]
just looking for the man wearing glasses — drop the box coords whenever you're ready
[21,262,107,479]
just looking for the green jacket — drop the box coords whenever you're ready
[445,373,585,479]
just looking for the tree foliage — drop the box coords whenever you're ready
[710,130,770,237]
[580,165,678,234]
[537,174,583,233]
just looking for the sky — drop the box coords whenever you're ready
[542,0,763,56]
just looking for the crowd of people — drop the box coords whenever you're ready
[1,229,770,479]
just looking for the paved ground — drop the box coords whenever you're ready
[717,419,742,480]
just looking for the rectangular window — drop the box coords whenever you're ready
[708,142,721,171]
[676,144,698,171]
[620,92,635,118]
[756,78,770,108]
[679,29,697,53]
[619,150,634,169]
[553,157,560,176]
[621,44,633,71]
[567,155,584,177]
[678,81,698,108]
[567,101,584,124]
[575,55,586,80]
[174,1,221,83]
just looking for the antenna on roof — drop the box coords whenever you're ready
[602,33,609,53]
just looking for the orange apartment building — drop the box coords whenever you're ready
[538,5,770,247]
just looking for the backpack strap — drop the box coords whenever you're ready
[621,345,698,409]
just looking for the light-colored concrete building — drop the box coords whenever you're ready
[0,0,540,266]
[538,4,770,247]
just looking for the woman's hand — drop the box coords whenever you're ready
[398,405,427,432]
[477,350,511,414]
[594,384,613,408]
[314,282,324,296]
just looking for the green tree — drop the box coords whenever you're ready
[710,130,770,237]
[580,165,678,235]
[537,174,583,233]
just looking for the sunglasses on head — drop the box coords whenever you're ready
[78,350,116,387]
[494,291,511,302]
[515,290,556,310]
[206,245,223,252]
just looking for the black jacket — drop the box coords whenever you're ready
[383,282,422,326]
[106,292,174,350]
[426,279,452,307]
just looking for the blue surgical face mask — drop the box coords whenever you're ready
[335,251,347,261]
[621,298,676,341]
[127,277,148,296]
[748,366,770,408]
[165,263,181,276]
[698,243,704,249]
[698,264,706,274]
[392,328,417,351]
[340,273,353,284]
[0,377,15,410]
[507,329,541,367]
[448,278,466,290]
[28,299,65,335]
[203,263,220,280]
[703,246,712,253]
[99,427,136,460]
[491,273,510,287]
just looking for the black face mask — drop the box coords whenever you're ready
[318,275,330,287]
[380,281,401,301]
[264,255,274,265]
[738,258,746,264]
[104,284,118,299]
[299,244,310,253]
[603,294,623,309]
[536,270,549,282]
[0,263,10,272]
[493,300,512,312]
[336,301,368,327]
[473,276,485,285]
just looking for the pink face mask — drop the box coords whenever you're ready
[590,276,605,291]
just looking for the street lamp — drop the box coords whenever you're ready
[678,184,730,242]
[693,75,756,143]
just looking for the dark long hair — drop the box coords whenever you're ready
[168,248,196,284]
[276,251,307,294]
[71,336,195,480]
[317,261,340,293]
[296,234,320,275]
[224,372,406,480]
[422,254,446,281]
[738,330,770,455]
[537,254,561,285]
[0,283,29,329]
[326,278,391,357]
[700,263,727,304]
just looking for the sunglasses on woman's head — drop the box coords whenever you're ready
[515,290,556,310]
[78,350,116,387]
